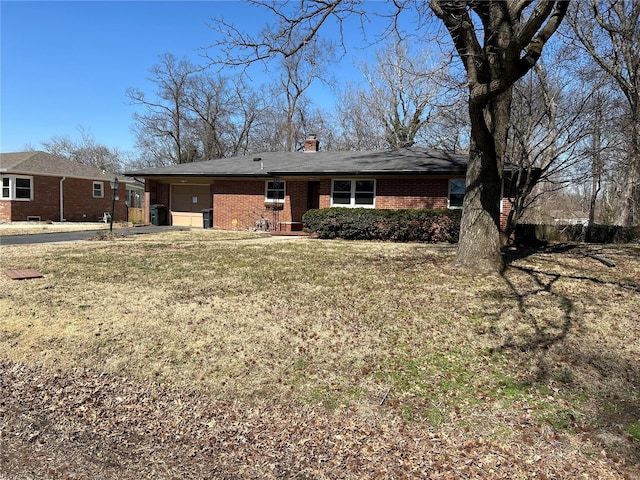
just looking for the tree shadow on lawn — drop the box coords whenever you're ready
[496,244,640,466]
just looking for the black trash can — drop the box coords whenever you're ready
[150,204,167,226]
[202,208,213,229]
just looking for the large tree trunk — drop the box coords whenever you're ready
[455,89,512,272]
[455,143,504,271]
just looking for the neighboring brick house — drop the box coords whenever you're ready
[126,136,519,232]
[0,151,139,223]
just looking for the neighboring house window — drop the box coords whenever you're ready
[448,179,465,208]
[331,179,375,208]
[93,182,104,198]
[0,175,33,200]
[265,180,285,202]
[1,178,10,199]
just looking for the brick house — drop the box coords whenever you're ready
[126,136,518,232]
[0,151,139,223]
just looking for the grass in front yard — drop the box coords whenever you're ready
[1,231,639,462]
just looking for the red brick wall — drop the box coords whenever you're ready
[318,179,332,209]
[62,178,127,222]
[0,176,126,222]
[139,176,515,232]
[0,200,11,221]
[212,179,296,230]
[375,178,451,209]
[500,197,512,231]
[317,177,454,210]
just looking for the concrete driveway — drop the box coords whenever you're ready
[0,225,186,246]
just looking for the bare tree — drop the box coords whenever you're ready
[333,83,388,150]
[569,0,640,227]
[332,39,467,151]
[504,52,595,239]
[127,54,196,166]
[277,35,335,151]
[185,74,266,159]
[431,1,569,271]
[359,39,462,149]
[41,125,123,173]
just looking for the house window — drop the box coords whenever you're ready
[93,182,104,198]
[448,179,465,208]
[0,175,33,200]
[1,178,9,199]
[265,180,285,202]
[331,179,375,208]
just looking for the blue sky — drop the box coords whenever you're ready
[1,1,410,155]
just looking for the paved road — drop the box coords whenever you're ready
[0,226,187,246]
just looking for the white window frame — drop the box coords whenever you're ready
[265,180,285,203]
[1,177,10,199]
[331,179,376,208]
[93,181,105,198]
[0,175,33,201]
[448,179,465,209]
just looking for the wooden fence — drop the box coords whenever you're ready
[128,207,145,224]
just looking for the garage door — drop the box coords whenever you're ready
[171,184,211,227]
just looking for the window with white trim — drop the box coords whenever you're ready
[448,179,465,208]
[0,175,33,200]
[265,180,285,202]
[93,181,104,198]
[331,179,375,208]
[1,177,10,199]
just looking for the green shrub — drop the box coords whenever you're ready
[515,224,640,244]
[303,208,461,243]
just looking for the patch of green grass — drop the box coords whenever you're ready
[497,375,530,397]
[625,421,640,440]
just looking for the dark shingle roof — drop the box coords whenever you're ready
[0,151,119,181]
[125,147,470,178]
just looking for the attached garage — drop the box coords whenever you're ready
[170,184,211,227]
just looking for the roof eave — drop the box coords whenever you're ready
[267,170,466,177]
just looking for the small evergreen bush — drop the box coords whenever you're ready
[303,208,461,243]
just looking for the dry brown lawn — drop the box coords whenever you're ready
[0,221,117,236]
[0,230,638,478]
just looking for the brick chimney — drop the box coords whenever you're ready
[303,134,319,152]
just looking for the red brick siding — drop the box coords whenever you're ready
[500,197,512,231]
[0,200,11,221]
[375,178,451,209]
[62,178,126,222]
[318,179,332,209]
[212,179,296,230]
[139,177,515,232]
[317,177,454,210]
[0,176,126,222]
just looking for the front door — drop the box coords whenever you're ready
[171,184,211,227]
[307,181,320,210]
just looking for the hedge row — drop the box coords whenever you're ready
[302,208,462,243]
[515,223,640,244]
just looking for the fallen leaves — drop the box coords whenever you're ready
[1,359,635,479]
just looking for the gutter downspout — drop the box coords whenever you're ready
[60,177,66,222]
